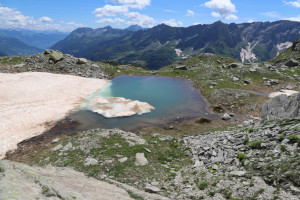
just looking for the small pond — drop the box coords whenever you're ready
[68,75,217,131]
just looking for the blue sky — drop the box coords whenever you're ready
[1,0,300,32]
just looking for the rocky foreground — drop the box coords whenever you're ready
[1,39,300,199]
[2,90,299,199]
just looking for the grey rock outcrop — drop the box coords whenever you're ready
[0,160,133,200]
[22,52,108,79]
[261,90,300,121]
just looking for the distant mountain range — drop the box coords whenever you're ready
[0,30,68,49]
[0,29,68,56]
[52,21,300,70]
[0,35,42,56]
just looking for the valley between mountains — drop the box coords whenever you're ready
[0,30,300,200]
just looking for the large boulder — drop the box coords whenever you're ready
[227,63,244,68]
[285,59,299,67]
[49,50,64,62]
[261,90,300,121]
[77,58,88,64]
[84,157,99,166]
[135,153,148,166]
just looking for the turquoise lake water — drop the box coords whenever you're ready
[69,75,217,131]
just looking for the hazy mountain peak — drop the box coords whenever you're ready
[125,25,144,31]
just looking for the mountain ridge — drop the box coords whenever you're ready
[51,20,300,70]
[0,29,68,49]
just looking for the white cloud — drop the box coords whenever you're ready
[162,19,183,27]
[96,17,125,23]
[285,15,300,21]
[284,0,300,8]
[39,16,53,23]
[262,12,281,18]
[60,21,83,26]
[164,9,179,14]
[108,0,151,9]
[193,22,202,25]
[261,11,300,22]
[0,6,31,28]
[204,0,238,20]
[0,5,83,32]
[247,18,255,23]
[186,10,195,17]
[94,0,154,27]
[125,12,156,27]
[93,5,128,18]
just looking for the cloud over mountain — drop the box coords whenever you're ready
[94,0,155,27]
[0,5,82,32]
[108,0,151,9]
[204,0,238,20]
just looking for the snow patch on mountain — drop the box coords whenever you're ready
[240,42,257,63]
[276,42,293,55]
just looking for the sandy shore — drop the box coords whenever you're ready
[0,72,108,159]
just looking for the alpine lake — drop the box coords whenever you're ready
[68,75,217,131]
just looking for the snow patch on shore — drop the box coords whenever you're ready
[0,72,108,159]
[269,90,299,98]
